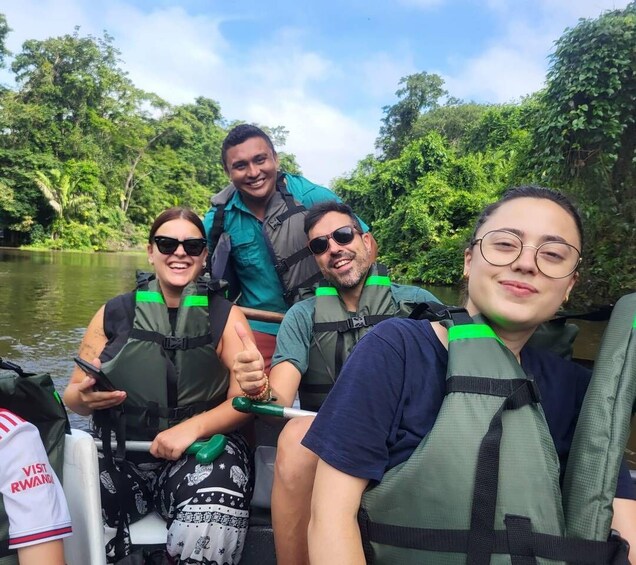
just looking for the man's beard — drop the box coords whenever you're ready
[323,251,370,289]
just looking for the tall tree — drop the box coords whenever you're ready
[534,2,636,219]
[376,72,447,159]
[0,13,11,69]
[9,28,152,162]
[532,2,636,301]
[34,168,93,237]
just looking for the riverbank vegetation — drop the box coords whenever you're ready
[0,4,634,306]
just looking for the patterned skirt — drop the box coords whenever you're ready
[99,432,253,565]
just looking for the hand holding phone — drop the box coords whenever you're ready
[73,356,117,392]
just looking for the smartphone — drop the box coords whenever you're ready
[73,356,117,392]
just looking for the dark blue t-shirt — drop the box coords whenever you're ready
[303,318,635,498]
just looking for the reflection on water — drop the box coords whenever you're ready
[0,248,149,428]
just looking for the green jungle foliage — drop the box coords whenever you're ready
[335,3,636,306]
[0,4,634,306]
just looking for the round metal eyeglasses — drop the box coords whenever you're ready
[471,230,582,279]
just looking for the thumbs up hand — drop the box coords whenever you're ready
[233,322,267,395]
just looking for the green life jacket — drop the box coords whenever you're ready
[96,277,231,455]
[208,174,324,305]
[300,265,416,411]
[0,359,70,564]
[563,292,636,541]
[358,303,631,565]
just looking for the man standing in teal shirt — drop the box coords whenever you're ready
[203,124,369,367]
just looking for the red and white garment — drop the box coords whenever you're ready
[0,409,72,549]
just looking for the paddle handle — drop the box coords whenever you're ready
[232,396,317,418]
[186,434,228,464]
[238,306,285,323]
[95,434,228,464]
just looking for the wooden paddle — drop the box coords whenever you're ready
[238,307,285,323]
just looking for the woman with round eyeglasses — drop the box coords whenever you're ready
[304,186,636,564]
[64,207,255,564]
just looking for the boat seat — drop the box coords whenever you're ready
[62,426,278,564]
[62,429,108,565]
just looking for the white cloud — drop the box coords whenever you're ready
[2,1,374,185]
[3,0,630,187]
[445,0,630,104]
[359,51,417,102]
[244,92,377,186]
[445,46,547,103]
[536,0,631,20]
[445,19,552,103]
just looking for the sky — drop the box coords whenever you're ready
[0,0,630,187]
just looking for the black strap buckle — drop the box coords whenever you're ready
[170,405,196,420]
[162,336,189,350]
[268,216,283,230]
[206,278,229,293]
[346,316,368,330]
[526,379,542,403]
[275,258,289,274]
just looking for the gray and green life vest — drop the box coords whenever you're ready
[300,265,416,411]
[0,359,70,565]
[208,174,324,305]
[562,292,636,541]
[95,277,231,457]
[358,301,634,565]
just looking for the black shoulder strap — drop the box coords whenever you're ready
[408,301,472,324]
[209,204,226,254]
[0,357,28,376]
[270,173,307,227]
[208,184,236,254]
[207,281,233,349]
[135,270,155,290]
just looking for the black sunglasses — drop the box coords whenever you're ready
[308,225,359,255]
[152,236,207,256]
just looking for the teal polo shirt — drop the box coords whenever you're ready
[203,173,369,335]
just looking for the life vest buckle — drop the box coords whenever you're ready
[275,258,290,274]
[268,216,283,230]
[162,336,189,350]
[526,379,542,403]
[346,316,369,330]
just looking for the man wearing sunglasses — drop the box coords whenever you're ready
[233,201,437,565]
[203,125,372,371]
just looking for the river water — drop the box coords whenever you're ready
[0,248,149,428]
[1,248,633,464]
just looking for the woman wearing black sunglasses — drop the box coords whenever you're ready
[64,207,255,565]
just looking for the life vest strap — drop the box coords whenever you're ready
[314,314,393,334]
[358,507,629,565]
[283,270,325,305]
[409,301,473,324]
[130,328,213,350]
[468,378,540,565]
[298,382,332,394]
[267,200,305,231]
[123,400,217,421]
[275,245,313,275]
[447,376,541,403]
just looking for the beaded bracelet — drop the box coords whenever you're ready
[243,375,273,403]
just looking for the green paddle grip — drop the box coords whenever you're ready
[232,396,285,417]
[186,434,228,464]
